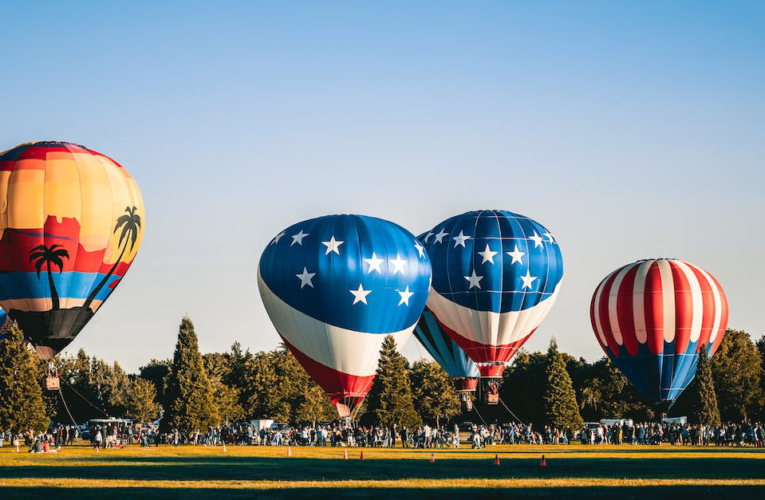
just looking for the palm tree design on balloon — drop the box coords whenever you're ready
[83,205,141,311]
[29,244,70,310]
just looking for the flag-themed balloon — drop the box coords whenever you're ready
[258,214,431,417]
[590,258,728,405]
[414,309,480,391]
[422,210,563,378]
[0,142,144,359]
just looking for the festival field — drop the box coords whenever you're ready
[1,443,763,498]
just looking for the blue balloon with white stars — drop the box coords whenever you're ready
[422,210,563,314]
[259,214,432,334]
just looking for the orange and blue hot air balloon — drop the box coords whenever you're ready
[590,258,728,406]
[0,142,144,359]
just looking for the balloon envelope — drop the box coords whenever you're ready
[0,142,144,359]
[590,258,728,404]
[258,214,431,417]
[422,210,563,378]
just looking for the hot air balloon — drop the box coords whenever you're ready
[258,214,431,418]
[0,141,144,361]
[590,258,728,407]
[421,210,563,403]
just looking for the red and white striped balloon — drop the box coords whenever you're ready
[590,258,728,359]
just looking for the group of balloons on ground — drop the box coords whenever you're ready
[0,141,729,419]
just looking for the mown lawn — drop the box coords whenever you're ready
[1,443,763,498]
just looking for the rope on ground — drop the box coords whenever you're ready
[498,396,526,426]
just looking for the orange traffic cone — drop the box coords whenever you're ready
[430,453,435,463]
[540,455,547,467]
[343,449,348,460]
[360,450,365,461]
[287,446,292,457]
[494,454,500,466]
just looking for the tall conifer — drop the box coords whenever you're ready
[163,316,219,433]
[543,338,583,430]
[688,346,721,426]
[0,325,49,433]
[364,335,421,427]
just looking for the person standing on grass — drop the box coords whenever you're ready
[94,428,102,452]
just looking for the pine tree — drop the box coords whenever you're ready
[410,359,461,427]
[162,316,219,433]
[126,378,160,423]
[0,325,49,433]
[688,346,721,426]
[363,335,421,427]
[543,338,583,430]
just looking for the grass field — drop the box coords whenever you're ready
[1,443,764,498]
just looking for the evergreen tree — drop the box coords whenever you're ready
[0,325,49,433]
[710,329,763,421]
[126,378,160,423]
[162,316,219,432]
[543,339,583,430]
[687,346,721,426]
[363,335,421,427]
[409,359,460,426]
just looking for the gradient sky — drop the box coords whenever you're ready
[1,1,763,371]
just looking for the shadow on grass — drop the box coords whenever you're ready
[1,485,765,499]
[1,456,764,481]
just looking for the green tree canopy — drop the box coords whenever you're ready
[0,325,49,433]
[126,377,160,423]
[687,346,721,426]
[362,335,421,428]
[162,316,219,432]
[711,329,762,421]
[543,339,583,430]
[409,359,460,426]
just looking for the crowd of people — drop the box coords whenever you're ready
[2,420,764,451]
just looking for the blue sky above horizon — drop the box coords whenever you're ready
[1,0,763,371]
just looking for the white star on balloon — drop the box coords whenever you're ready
[478,244,498,264]
[364,253,384,274]
[433,229,448,244]
[423,232,434,243]
[414,242,425,258]
[350,284,372,305]
[453,230,471,248]
[528,232,544,248]
[296,267,316,289]
[322,236,344,255]
[543,232,555,243]
[520,270,537,289]
[397,285,414,306]
[464,270,483,289]
[291,230,309,246]
[271,232,285,245]
[506,245,525,265]
[389,254,408,274]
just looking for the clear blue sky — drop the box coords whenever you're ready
[1,1,763,371]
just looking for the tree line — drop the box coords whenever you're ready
[1,316,763,434]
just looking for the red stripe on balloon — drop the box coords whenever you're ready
[709,274,729,355]
[616,263,640,356]
[669,261,693,355]
[598,269,621,357]
[688,263,715,352]
[643,261,664,355]
[590,277,608,354]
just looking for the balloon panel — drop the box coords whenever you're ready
[413,308,479,381]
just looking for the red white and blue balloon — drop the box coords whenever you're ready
[590,258,728,405]
[258,214,431,417]
[422,210,563,378]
